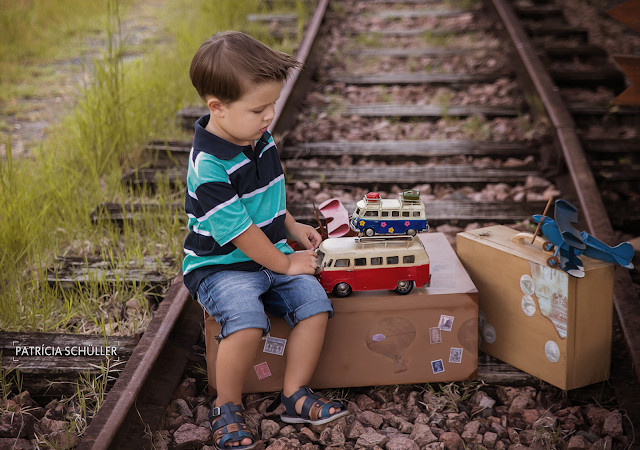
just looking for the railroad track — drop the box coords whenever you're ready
[75,0,640,447]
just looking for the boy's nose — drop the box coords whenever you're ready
[264,104,276,122]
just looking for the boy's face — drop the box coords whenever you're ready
[206,80,282,147]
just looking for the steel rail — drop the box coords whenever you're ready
[77,1,329,447]
[271,0,329,137]
[77,277,202,450]
[484,0,640,417]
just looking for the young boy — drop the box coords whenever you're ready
[183,32,347,449]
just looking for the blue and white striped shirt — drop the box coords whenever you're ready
[182,114,293,297]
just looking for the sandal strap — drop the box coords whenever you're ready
[209,402,253,448]
[281,386,315,417]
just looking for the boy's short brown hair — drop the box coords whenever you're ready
[190,31,302,103]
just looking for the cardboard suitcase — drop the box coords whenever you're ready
[456,225,614,390]
[205,232,478,394]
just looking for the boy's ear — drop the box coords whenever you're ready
[206,96,226,118]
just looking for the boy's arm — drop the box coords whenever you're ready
[283,211,323,250]
[232,224,317,275]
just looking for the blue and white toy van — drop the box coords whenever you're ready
[350,191,429,237]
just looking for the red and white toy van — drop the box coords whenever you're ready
[316,235,430,297]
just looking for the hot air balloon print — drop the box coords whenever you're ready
[366,317,416,373]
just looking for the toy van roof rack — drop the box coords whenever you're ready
[399,189,421,204]
[363,192,381,204]
[357,235,414,247]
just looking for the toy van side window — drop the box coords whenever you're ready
[402,211,410,217]
[413,211,420,217]
[371,257,383,265]
[335,259,350,267]
[355,258,366,266]
[355,208,361,215]
[387,256,399,264]
[325,259,333,267]
[403,255,415,264]
[381,211,389,217]
[364,211,378,217]
[392,211,400,217]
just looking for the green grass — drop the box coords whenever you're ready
[0,0,309,332]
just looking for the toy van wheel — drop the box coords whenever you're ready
[543,241,554,252]
[364,228,375,237]
[406,229,417,236]
[547,256,560,268]
[394,280,413,295]
[333,282,353,298]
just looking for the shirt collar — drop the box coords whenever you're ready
[193,114,270,160]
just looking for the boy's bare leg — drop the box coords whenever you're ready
[213,327,263,447]
[283,312,341,416]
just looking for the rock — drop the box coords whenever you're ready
[484,431,498,449]
[508,444,528,450]
[356,427,390,448]
[491,422,508,438]
[261,419,281,440]
[522,409,541,425]
[300,427,318,443]
[171,378,197,400]
[534,412,558,429]
[388,415,414,433]
[193,405,210,426]
[519,430,535,446]
[587,408,610,428]
[171,399,193,420]
[409,423,438,447]
[43,432,79,450]
[439,431,464,450]
[576,431,599,444]
[507,427,519,444]
[430,426,444,439]
[568,435,592,450]
[152,430,172,450]
[426,443,446,450]
[374,390,390,405]
[36,416,67,435]
[357,394,379,411]
[265,437,300,450]
[279,425,295,437]
[430,413,447,428]
[348,420,366,439]
[461,424,481,443]
[319,421,345,446]
[173,423,213,450]
[11,392,35,409]
[125,297,147,311]
[445,419,464,434]
[508,396,535,415]
[357,411,384,429]
[470,391,495,408]
[602,411,623,439]
[0,413,35,438]
[590,436,612,450]
[496,387,536,406]
[495,440,507,450]
[0,438,34,449]
[385,436,419,450]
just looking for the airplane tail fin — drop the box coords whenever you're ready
[555,200,586,250]
[580,231,635,269]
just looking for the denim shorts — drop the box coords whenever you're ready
[197,268,334,339]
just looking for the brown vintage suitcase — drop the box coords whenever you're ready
[205,232,478,394]
[456,225,614,390]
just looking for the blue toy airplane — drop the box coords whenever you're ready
[532,199,634,278]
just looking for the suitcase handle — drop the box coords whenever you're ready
[510,232,547,248]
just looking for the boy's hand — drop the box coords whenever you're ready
[287,221,322,250]
[285,250,318,275]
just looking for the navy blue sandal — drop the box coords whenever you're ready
[267,386,348,425]
[208,402,257,450]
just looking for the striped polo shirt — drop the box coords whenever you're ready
[182,114,293,297]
